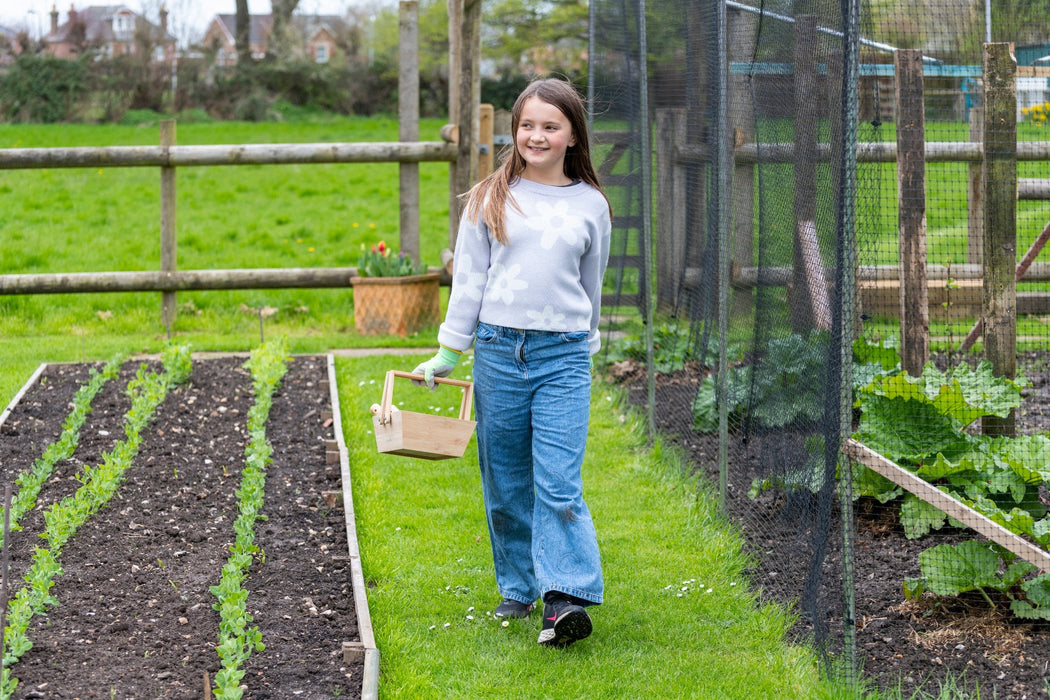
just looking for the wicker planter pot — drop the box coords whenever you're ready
[351,272,441,337]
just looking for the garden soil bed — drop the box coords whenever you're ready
[610,353,1050,699]
[0,355,362,699]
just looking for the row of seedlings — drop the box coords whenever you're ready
[0,345,193,699]
[210,340,290,699]
[0,355,123,551]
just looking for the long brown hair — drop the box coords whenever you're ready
[462,78,610,245]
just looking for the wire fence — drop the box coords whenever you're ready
[591,0,1050,694]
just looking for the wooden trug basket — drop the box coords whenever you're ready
[370,370,476,460]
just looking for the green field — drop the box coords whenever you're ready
[0,116,450,331]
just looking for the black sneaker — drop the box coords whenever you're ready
[537,595,592,647]
[493,598,535,619]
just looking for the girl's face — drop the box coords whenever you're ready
[515,96,576,185]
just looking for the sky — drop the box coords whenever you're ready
[0,0,379,47]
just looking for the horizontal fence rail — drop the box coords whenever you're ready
[0,141,457,170]
[679,140,1050,165]
[0,267,451,295]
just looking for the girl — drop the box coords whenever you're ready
[413,78,612,648]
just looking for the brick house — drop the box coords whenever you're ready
[44,4,175,62]
[0,24,21,65]
[201,14,346,66]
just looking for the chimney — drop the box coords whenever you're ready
[160,4,168,34]
[50,4,59,34]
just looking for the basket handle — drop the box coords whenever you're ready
[375,370,474,424]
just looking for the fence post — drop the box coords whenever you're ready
[967,91,984,265]
[398,1,420,264]
[448,0,480,252]
[160,119,176,330]
[447,0,460,249]
[895,49,929,376]
[791,15,821,330]
[729,6,756,320]
[982,42,1017,437]
[478,103,494,180]
[656,108,686,311]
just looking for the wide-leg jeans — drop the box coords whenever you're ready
[472,322,604,606]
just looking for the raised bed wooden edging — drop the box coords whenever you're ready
[325,354,380,699]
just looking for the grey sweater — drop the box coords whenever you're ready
[438,177,612,355]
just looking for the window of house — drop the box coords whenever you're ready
[114,12,133,37]
[315,43,329,63]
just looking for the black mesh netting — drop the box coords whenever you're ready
[586,0,1050,695]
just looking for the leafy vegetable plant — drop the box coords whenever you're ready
[604,321,712,375]
[693,331,839,433]
[852,353,1050,619]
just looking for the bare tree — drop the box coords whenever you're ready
[269,0,301,62]
[236,0,251,64]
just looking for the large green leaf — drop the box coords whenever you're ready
[850,463,902,503]
[937,361,1025,422]
[916,541,1002,597]
[1010,574,1050,620]
[852,336,901,372]
[855,394,970,464]
[900,494,947,539]
[994,434,1050,484]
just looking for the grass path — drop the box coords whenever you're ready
[337,353,826,699]
[1,342,835,698]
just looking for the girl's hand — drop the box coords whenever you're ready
[411,346,461,389]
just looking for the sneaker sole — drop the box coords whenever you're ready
[537,607,592,647]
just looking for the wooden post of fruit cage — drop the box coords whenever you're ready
[655,108,687,312]
[478,103,494,180]
[791,15,825,331]
[968,85,984,265]
[728,6,756,320]
[398,1,421,264]
[981,43,1017,437]
[895,49,929,376]
[160,119,177,330]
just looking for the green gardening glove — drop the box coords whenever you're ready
[411,345,461,389]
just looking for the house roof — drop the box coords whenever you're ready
[46,5,174,45]
[212,14,273,47]
[211,13,346,45]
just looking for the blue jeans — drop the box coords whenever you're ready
[472,322,603,606]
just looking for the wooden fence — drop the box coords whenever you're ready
[0,0,489,334]
[657,38,1050,381]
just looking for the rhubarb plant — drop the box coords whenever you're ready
[210,340,289,700]
[852,355,1050,619]
[0,345,191,699]
[0,355,122,550]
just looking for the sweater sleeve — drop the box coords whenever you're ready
[436,213,492,352]
[581,205,612,356]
